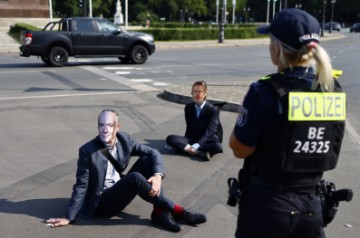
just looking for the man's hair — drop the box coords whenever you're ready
[191,80,208,100]
[98,109,119,123]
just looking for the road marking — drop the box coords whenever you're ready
[103,66,136,70]
[115,71,131,75]
[80,66,159,92]
[346,120,360,147]
[131,79,152,83]
[0,91,129,101]
[196,63,223,66]
[153,82,170,86]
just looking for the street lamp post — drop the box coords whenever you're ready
[218,0,225,43]
[273,0,277,19]
[216,0,219,24]
[321,0,326,36]
[224,0,227,24]
[279,0,282,11]
[125,0,128,30]
[232,0,236,24]
[266,0,270,23]
[89,0,92,17]
[329,0,336,33]
[48,0,53,21]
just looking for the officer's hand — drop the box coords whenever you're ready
[147,175,162,197]
[45,218,70,228]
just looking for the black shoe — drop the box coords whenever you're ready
[196,151,211,161]
[173,209,207,225]
[151,211,181,232]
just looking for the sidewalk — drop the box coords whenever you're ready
[0,30,19,54]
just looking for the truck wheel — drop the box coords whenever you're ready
[130,45,148,64]
[48,46,68,67]
[41,55,51,66]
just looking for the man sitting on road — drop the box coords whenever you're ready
[166,81,223,161]
[46,109,206,232]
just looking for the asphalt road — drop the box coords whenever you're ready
[0,33,359,238]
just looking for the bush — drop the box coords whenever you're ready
[9,23,41,43]
[139,22,258,29]
[133,27,264,41]
[9,21,264,42]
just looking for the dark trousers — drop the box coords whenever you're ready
[166,134,223,156]
[235,186,325,238]
[95,156,175,217]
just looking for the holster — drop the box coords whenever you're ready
[317,180,353,227]
[238,168,249,191]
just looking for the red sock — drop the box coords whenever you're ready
[172,204,184,215]
[153,206,163,215]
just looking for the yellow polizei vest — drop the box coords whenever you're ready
[288,92,346,121]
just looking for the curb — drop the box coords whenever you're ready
[156,38,270,50]
[0,48,18,54]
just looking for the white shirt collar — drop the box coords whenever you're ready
[195,101,206,110]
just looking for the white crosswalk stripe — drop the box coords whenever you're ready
[101,65,172,87]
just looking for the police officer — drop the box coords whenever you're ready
[229,8,346,238]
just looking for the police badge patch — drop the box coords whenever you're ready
[236,106,248,127]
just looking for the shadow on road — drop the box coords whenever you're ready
[0,198,152,227]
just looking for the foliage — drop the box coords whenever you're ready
[92,0,116,18]
[8,23,42,43]
[134,26,264,41]
[8,21,263,42]
[51,0,360,24]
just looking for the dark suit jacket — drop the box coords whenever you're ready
[66,132,163,221]
[184,101,221,145]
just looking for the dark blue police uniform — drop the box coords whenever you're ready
[234,67,325,238]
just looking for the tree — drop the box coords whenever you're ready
[51,0,360,24]
[91,0,115,18]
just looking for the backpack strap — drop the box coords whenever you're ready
[208,103,223,143]
[95,136,123,174]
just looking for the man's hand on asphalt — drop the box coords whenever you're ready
[45,218,70,228]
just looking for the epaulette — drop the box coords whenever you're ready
[332,69,343,79]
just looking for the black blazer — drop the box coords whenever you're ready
[184,101,221,145]
[66,132,164,220]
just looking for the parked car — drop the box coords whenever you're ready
[350,23,360,33]
[324,22,341,31]
[19,17,156,67]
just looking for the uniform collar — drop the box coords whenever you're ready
[281,67,315,77]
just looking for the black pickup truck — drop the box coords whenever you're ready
[19,17,156,67]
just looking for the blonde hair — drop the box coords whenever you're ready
[270,35,334,92]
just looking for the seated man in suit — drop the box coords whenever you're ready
[166,81,223,161]
[46,109,206,232]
